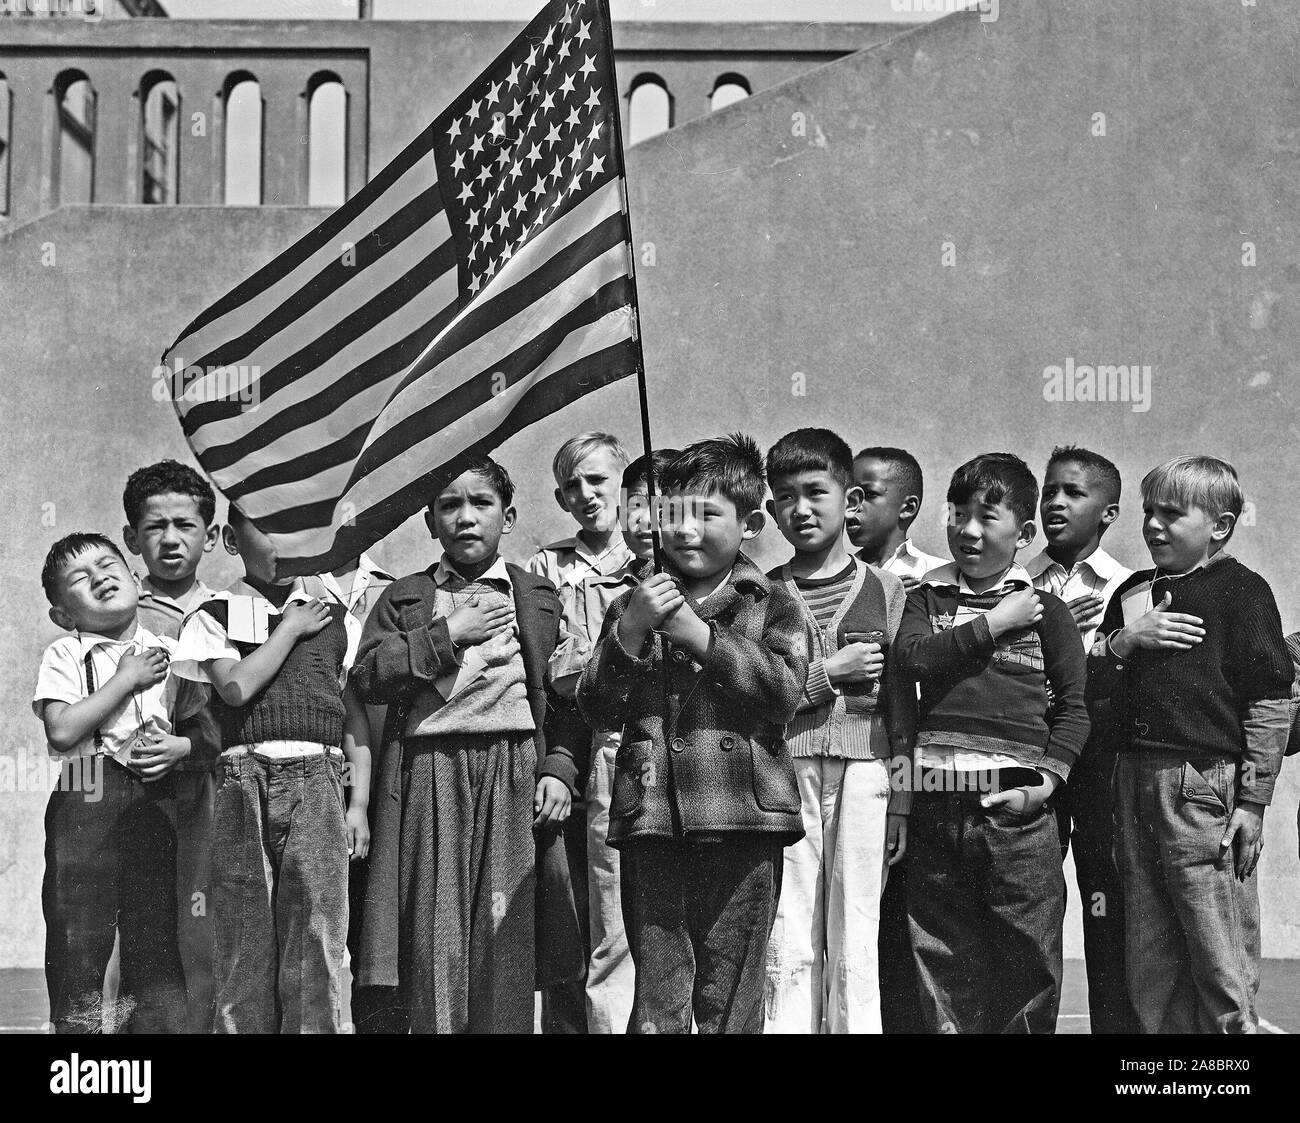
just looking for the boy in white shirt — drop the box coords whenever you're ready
[34,533,204,1033]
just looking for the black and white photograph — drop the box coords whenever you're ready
[0,0,1295,1097]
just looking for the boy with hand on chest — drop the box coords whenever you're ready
[577,433,809,1034]
[762,428,915,1034]
[173,507,371,1033]
[1087,455,1292,1034]
[352,457,580,1034]
[894,452,1089,1034]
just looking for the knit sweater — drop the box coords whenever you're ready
[1087,556,1292,803]
[194,598,349,748]
[894,572,1089,779]
[771,559,915,809]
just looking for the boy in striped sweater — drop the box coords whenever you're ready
[761,429,915,1034]
[895,453,1089,1034]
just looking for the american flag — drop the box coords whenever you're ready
[162,0,639,577]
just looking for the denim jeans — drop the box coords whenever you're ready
[211,751,349,1033]
[43,758,186,1035]
[1113,750,1260,1034]
[907,786,1065,1034]
[624,834,783,1035]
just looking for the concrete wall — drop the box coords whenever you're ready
[1,0,1299,966]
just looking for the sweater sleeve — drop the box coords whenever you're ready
[699,583,809,726]
[1228,573,1293,805]
[351,579,457,706]
[881,641,917,815]
[1039,594,1090,778]
[893,587,995,681]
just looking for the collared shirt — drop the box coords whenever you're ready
[527,532,636,686]
[435,553,514,596]
[917,562,1036,772]
[33,623,207,764]
[135,574,214,641]
[1026,546,1131,651]
[870,538,947,584]
[314,552,394,626]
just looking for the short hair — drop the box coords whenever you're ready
[948,452,1039,524]
[41,532,127,605]
[854,446,924,507]
[1140,455,1244,542]
[623,448,682,493]
[459,455,515,508]
[765,428,853,492]
[122,459,216,529]
[551,431,630,487]
[660,433,766,517]
[1046,445,1122,505]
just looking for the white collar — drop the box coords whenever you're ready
[1025,546,1124,582]
[138,574,213,610]
[319,552,393,603]
[434,555,512,587]
[546,532,632,566]
[72,622,155,657]
[924,561,1035,595]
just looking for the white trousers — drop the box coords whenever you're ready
[585,736,636,1034]
[764,755,890,1034]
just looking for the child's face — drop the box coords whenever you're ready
[947,489,1035,582]
[1142,494,1229,574]
[222,517,283,586]
[623,482,656,560]
[1040,461,1116,554]
[48,544,139,635]
[846,457,913,552]
[124,492,217,585]
[767,470,853,555]
[554,448,623,538]
[426,469,515,568]
[662,489,761,583]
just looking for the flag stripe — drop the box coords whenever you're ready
[170,123,440,346]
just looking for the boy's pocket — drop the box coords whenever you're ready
[609,740,651,820]
[1179,760,1230,815]
[750,735,801,814]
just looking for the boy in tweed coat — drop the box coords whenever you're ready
[577,434,809,1034]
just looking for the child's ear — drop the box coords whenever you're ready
[764,498,777,521]
[501,505,517,535]
[221,524,240,556]
[899,494,921,523]
[1017,519,1037,550]
[1212,511,1236,542]
[553,487,568,514]
[845,485,865,513]
[741,509,766,541]
[203,523,219,554]
[48,605,75,632]
[1099,503,1120,529]
[422,509,438,540]
[122,525,142,556]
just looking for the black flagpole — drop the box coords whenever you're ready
[596,0,664,574]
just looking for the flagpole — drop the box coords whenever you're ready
[597,0,664,575]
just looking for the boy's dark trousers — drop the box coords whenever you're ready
[907,783,1064,1034]
[43,757,186,1034]
[877,857,924,1033]
[623,833,783,1034]
[1059,738,1138,1034]
[347,856,410,1034]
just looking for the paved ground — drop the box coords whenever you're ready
[2,961,1296,1033]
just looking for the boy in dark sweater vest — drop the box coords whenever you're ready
[1087,455,1291,1033]
[174,507,372,1033]
[761,428,915,1034]
[351,457,578,1034]
[895,453,1089,1033]
[577,434,809,1034]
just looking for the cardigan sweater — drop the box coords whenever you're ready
[1087,556,1292,804]
[576,552,809,848]
[894,573,1089,780]
[770,558,916,814]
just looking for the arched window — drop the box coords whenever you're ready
[307,73,346,207]
[710,73,751,112]
[627,74,671,146]
[223,73,262,206]
[0,74,10,216]
[140,71,180,204]
[55,70,96,205]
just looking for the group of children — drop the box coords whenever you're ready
[32,430,1296,1034]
